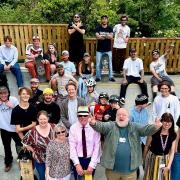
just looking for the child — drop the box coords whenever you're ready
[103,95,120,122]
[94,92,110,121]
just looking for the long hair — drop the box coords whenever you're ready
[47,44,58,57]
[80,60,91,73]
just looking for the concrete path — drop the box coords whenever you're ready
[0,75,180,180]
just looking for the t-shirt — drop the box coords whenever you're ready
[36,102,60,124]
[11,104,37,134]
[95,25,113,52]
[60,61,76,75]
[123,57,144,77]
[150,55,168,77]
[113,24,130,49]
[0,96,19,132]
[68,99,78,125]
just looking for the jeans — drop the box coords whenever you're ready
[0,129,22,166]
[78,75,94,98]
[0,62,23,87]
[96,51,113,79]
[49,174,71,180]
[120,75,148,98]
[34,161,46,180]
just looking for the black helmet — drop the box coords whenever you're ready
[109,95,119,103]
[99,92,109,100]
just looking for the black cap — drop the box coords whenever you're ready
[135,94,148,105]
[130,48,136,53]
[56,64,64,69]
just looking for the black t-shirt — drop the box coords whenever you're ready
[36,102,60,124]
[11,104,37,134]
[103,107,117,122]
[149,130,176,155]
[68,24,85,47]
[29,89,43,106]
[176,116,180,127]
[95,25,113,52]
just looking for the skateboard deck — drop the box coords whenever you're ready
[35,55,46,83]
[84,171,93,180]
[101,54,109,75]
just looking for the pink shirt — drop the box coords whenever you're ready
[69,121,101,169]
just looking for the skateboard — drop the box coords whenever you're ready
[101,54,109,75]
[17,149,34,180]
[35,55,46,83]
[84,171,93,180]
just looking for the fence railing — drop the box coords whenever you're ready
[0,24,179,73]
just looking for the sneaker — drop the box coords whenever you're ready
[95,78,101,82]
[4,164,12,172]
[109,78,116,82]
[119,97,125,105]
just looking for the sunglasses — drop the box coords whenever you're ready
[78,115,88,117]
[74,16,80,18]
[56,130,66,134]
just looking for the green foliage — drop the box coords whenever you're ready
[0,0,179,37]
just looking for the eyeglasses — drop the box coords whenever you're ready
[78,115,88,117]
[160,88,169,90]
[56,130,66,134]
[74,16,80,18]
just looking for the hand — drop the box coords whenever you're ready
[4,64,10,71]
[125,38,129,43]
[45,174,49,180]
[88,115,96,125]
[104,114,110,121]
[41,60,46,64]
[138,79,144,83]
[163,167,169,175]
[122,79,128,84]
[76,164,84,176]
[158,77,162,81]
[86,166,94,175]
[5,101,14,108]
[154,118,162,129]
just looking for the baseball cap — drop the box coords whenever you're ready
[32,35,40,40]
[56,64,64,69]
[62,50,69,56]
[77,106,89,116]
[83,52,90,57]
[135,94,149,105]
[43,88,54,95]
[130,48,136,53]
[101,15,108,19]
[30,78,39,83]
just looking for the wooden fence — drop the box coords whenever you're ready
[0,24,180,73]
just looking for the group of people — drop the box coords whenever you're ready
[0,13,180,180]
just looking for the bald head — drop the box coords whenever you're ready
[116,108,129,127]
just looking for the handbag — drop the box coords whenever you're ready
[171,152,180,180]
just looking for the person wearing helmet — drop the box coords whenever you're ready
[94,92,110,121]
[29,78,43,106]
[103,95,121,122]
[36,88,60,124]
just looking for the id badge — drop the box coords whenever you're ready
[159,163,165,169]
[119,137,126,143]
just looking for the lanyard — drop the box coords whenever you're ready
[160,134,169,153]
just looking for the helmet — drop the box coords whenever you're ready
[86,79,96,87]
[43,88,54,95]
[109,95,119,103]
[99,92,109,100]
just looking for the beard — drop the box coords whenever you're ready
[116,118,129,127]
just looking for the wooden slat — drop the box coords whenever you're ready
[19,25,25,58]
[14,25,21,59]
[0,26,4,44]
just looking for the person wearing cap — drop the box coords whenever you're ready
[59,50,76,76]
[11,87,37,140]
[113,15,130,73]
[43,44,59,76]
[68,14,85,65]
[0,35,23,88]
[150,46,176,99]
[69,106,101,180]
[29,78,43,106]
[0,86,22,172]
[89,107,162,180]
[119,48,148,105]
[25,35,51,81]
[103,95,121,122]
[50,64,78,103]
[78,52,95,98]
[36,88,60,124]
[60,82,86,129]
[95,15,115,82]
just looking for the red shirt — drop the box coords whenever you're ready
[94,104,110,121]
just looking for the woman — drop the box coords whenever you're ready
[22,110,55,180]
[11,87,37,140]
[46,123,71,180]
[143,112,177,180]
[78,52,94,98]
[43,44,58,76]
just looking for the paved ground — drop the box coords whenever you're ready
[0,75,180,180]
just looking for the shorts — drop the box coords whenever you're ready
[151,75,175,86]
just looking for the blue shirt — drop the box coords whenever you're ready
[60,61,76,75]
[129,106,149,144]
[0,45,18,66]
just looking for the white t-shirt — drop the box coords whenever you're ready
[150,55,168,76]
[113,24,130,49]
[68,99,78,125]
[0,96,19,132]
[123,57,144,77]
[153,94,180,129]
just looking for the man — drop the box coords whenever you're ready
[119,48,148,105]
[59,50,76,76]
[36,88,60,124]
[25,35,50,81]
[150,46,176,99]
[0,86,22,172]
[89,108,162,180]
[0,36,23,88]
[113,15,130,73]
[29,78,43,106]
[50,64,78,103]
[68,14,85,65]
[69,106,100,180]
[95,15,115,82]
[60,82,86,129]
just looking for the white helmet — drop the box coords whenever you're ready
[86,79,96,87]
